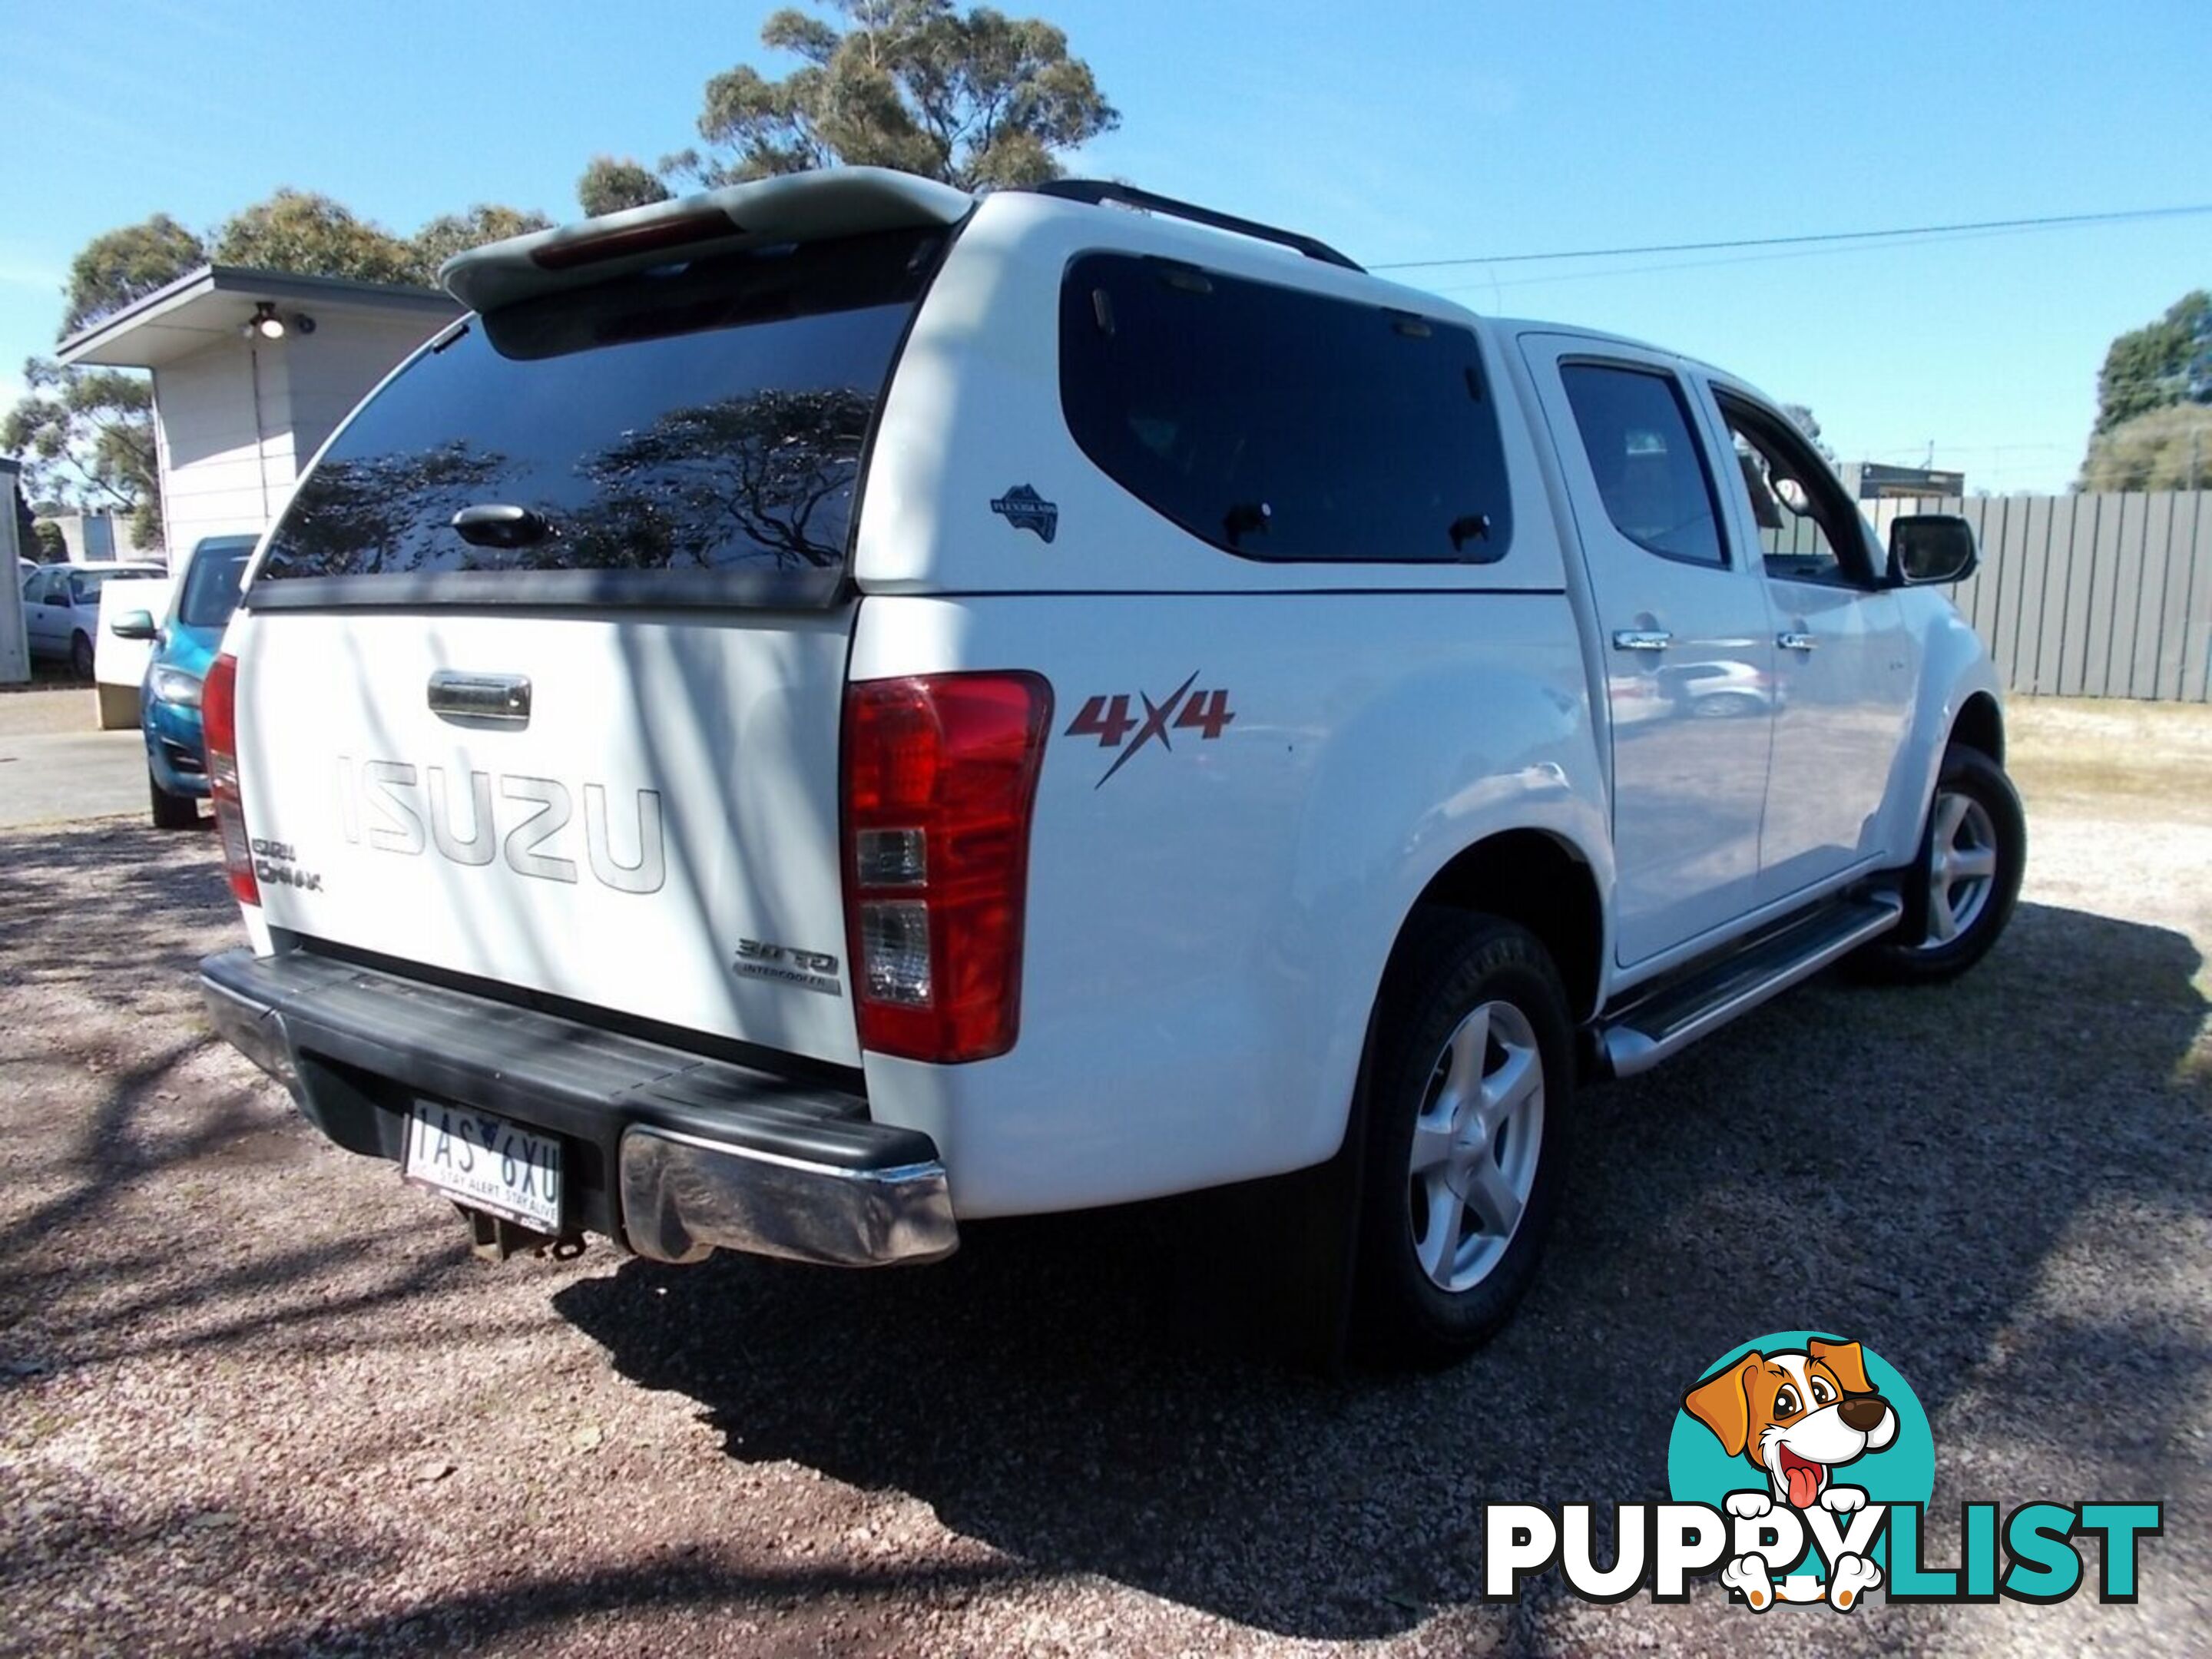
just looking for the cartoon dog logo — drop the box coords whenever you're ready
[1683,1337,1899,1610]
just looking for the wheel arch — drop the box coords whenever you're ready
[1951,690,2004,766]
[1390,828,1605,1024]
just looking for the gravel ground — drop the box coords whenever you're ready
[1,700,2207,1656]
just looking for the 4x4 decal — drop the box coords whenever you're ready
[1066,671,1237,788]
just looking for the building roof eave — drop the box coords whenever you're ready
[55,266,460,369]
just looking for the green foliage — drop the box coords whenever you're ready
[2078,402,2212,492]
[2090,290,2210,436]
[30,519,66,563]
[211,189,428,286]
[677,0,1117,190]
[578,157,675,217]
[412,204,555,275]
[210,190,550,289]
[2,358,162,548]
[63,214,208,335]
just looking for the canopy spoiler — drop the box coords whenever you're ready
[439,167,976,315]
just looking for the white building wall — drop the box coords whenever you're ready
[153,344,295,556]
[46,511,159,562]
[151,312,441,558]
[285,313,440,464]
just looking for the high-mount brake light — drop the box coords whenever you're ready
[529,208,739,271]
[842,674,1052,1064]
[202,652,259,906]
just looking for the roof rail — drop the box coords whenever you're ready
[1025,180,1363,273]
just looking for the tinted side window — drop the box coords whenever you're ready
[1559,364,1726,568]
[1060,255,1512,563]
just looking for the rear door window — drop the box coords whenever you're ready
[1558,364,1727,568]
[1060,255,1513,564]
[252,227,945,609]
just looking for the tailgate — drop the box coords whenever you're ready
[230,605,859,1064]
[221,197,968,1068]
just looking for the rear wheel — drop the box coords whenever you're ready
[69,631,94,679]
[1854,743,2024,982]
[150,770,199,830]
[1353,909,1573,1363]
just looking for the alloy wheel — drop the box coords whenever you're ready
[1406,998,1545,1293]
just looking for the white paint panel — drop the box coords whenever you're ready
[849,592,1604,1217]
[227,604,863,1066]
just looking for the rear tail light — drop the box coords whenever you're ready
[201,652,259,907]
[843,673,1052,1063]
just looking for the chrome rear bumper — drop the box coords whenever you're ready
[620,1128,957,1267]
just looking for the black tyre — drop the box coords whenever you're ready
[1352,908,1574,1363]
[1854,742,2025,983]
[150,769,199,830]
[69,631,94,679]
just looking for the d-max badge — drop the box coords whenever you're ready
[990,484,1059,543]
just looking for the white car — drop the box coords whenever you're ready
[197,171,2021,1360]
[22,561,167,677]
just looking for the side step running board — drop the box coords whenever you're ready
[1598,893,1903,1078]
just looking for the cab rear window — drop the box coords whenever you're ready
[1059,254,1512,564]
[251,227,943,609]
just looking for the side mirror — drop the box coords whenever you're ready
[1889,514,1978,586]
[111,609,159,641]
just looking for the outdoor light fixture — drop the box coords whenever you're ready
[242,302,285,340]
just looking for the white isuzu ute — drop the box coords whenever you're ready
[200,170,2022,1359]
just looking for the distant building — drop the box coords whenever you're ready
[1839,461,1966,502]
[41,509,157,564]
[55,266,461,556]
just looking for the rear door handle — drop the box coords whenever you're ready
[1777,631,1818,652]
[428,671,531,724]
[1611,629,1673,652]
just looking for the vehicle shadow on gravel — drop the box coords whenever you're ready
[548,899,2210,1641]
[0,821,227,1001]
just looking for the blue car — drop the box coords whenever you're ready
[113,534,257,828]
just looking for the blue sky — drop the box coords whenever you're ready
[4,0,2206,493]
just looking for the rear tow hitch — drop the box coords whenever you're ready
[457,1205,586,1263]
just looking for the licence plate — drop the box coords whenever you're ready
[402,1101,562,1230]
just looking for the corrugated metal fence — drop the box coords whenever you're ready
[1865,491,2212,702]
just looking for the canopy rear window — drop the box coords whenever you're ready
[250,226,943,610]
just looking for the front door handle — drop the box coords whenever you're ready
[1611,629,1673,653]
[1777,631,1818,652]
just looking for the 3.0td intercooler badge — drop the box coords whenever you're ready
[1480,1330,2162,1612]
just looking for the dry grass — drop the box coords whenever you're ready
[2008,696,2212,824]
